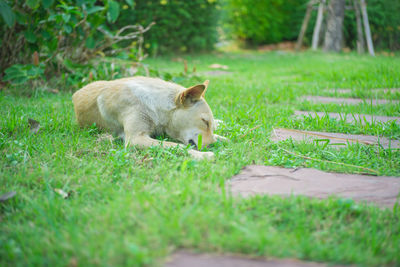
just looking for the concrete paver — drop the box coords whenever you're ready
[228,165,400,208]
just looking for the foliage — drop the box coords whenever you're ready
[223,0,308,45]
[116,0,220,54]
[3,64,45,85]
[0,0,151,86]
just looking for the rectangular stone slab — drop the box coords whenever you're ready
[165,251,332,267]
[293,111,400,125]
[227,165,400,208]
[299,96,399,105]
[325,88,400,94]
[270,128,400,149]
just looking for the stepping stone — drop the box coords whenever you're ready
[299,96,399,105]
[270,128,400,149]
[165,251,331,267]
[325,88,400,94]
[293,111,400,125]
[227,165,400,208]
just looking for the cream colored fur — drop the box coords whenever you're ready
[72,76,224,159]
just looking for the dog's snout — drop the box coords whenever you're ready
[188,139,196,147]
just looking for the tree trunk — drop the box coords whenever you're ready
[353,0,365,54]
[312,0,326,50]
[360,0,375,56]
[323,0,346,52]
[295,0,315,51]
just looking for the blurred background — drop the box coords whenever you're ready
[0,0,399,87]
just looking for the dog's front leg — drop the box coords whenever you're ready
[125,134,214,160]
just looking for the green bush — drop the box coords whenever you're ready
[224,0,308,45]
[0,0,150,86]
[116,0,220,54]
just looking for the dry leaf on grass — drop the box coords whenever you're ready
[0,191,16,202]
[209,63,229,70]
[54,188,71,199]
[28,118,41,134]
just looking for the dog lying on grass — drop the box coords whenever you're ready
[72,76,225,160]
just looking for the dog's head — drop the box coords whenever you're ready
[167,80,217,148]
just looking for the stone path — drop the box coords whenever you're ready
[270,128,400,149]
[227,165,400,208]
[325,88,400,94]
[299,96,399,105]
[293,111,400,125]
[165,251,333,267]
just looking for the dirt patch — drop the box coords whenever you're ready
[293,111,400,125]
[270,128,400,149]
[227,165,400,208]
[165,251,333,267]
[299,96,399,105]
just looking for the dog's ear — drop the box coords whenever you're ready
[202,80,209,98]
[176,83,206,107]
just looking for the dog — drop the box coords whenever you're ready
[72,76,225,159]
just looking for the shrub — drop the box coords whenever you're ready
[116,0,220,54]
[223,0,308,45]
[0,0,151,85]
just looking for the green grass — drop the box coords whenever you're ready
[1,51,400,266]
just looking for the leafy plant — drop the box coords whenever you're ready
[0,0,15,28]
[3,64,45,85]
[117,0,220,54]
[223,0,308,45]
[0,0,152,86]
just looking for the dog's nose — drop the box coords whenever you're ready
[188,139,196,147]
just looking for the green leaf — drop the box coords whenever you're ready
[62,13,71,23]
[24,31,37,43]
[86,6,104,14]
[107,0,120,23]
[42,0,54,8]
[41,30,52,40]
[125,0,134,7]
[64,24,72,34]
[15,11,27,25]
[3,65,29,84]
[26,0,40,9]
[0,0,16,28]
[85,36,95,49]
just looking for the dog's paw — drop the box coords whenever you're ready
[189,150,215,160]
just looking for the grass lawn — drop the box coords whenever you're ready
[1,51,400,266]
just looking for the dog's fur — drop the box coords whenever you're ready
[72,76,223,159]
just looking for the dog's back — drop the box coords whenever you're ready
[72,77,183,130]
